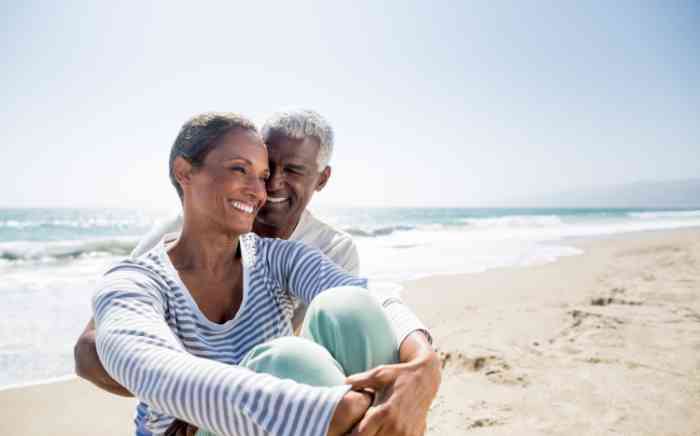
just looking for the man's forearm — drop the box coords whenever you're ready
[74,319,133,397]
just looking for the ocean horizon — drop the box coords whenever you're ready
[2,205,700,389]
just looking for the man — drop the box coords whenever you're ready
[75,109,440,436]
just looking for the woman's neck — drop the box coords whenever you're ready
[168,216,241,276]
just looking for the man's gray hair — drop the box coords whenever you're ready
[261,109,334,171]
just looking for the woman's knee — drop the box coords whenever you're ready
[306,286,384,323]
[241,337,345,386]
[302,286,398,374]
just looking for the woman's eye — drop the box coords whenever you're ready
[230,166,246,174]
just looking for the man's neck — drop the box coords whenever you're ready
[253,214,303,240]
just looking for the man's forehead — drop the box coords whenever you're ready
[267,134,320,161]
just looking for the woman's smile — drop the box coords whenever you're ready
[229,200,256,214]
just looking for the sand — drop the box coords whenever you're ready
[2,228,699,435]
[405,228,700,435]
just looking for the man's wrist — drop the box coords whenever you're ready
[399,330,435,363]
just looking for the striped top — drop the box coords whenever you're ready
[93,233,429,436]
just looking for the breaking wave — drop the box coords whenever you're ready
[460,215,564,228]
[628,210,700,219]
[0,238,136,262]
[344,225,416,237]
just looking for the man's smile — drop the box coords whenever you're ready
[266,196,289,204]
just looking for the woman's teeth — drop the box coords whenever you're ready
[231,201,254,214]
[267,197,288,203]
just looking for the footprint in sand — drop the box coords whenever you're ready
[548,309,626,353]
[438,351,529,387]
[590,287,643,307]
[460,401,511,431]
[466,417,504,429]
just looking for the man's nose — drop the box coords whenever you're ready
[266,168,284,191]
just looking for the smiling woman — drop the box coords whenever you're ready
[172,127,269,239]
[84,112,441,436]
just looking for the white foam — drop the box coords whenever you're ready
[628,210,700,219]
[460,215,564,228]
[0,237,137,262]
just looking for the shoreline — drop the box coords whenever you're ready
[0,374,78,393]
[1,226,699,434]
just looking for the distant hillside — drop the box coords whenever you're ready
[524,179,700,208]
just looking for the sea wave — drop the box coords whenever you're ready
[0,218,150,229]
[0,238,136,262]
[344,225,416,237]
[460,215,564,228]
[628,210,700,219]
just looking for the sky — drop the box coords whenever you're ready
[2,1,699,209]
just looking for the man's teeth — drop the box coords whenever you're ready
[267,197,288,203]
[231,201,254,214]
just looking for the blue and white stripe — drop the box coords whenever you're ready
[93,233,428,436]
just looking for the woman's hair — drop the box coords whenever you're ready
[169,112,258,200]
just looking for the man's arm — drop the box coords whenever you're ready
[74,318,133,397]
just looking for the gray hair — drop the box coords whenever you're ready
[261,109,334,171]
[169,112,258,200]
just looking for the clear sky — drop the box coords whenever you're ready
[2,1,698,209]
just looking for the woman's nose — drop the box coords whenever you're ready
[242,173,267,199]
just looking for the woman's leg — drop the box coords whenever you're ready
[196,286,398,436]
[300,286,399,375]
[238,286,399,382]
[239,336,346,386]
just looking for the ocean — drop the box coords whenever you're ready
[1,206,700,389]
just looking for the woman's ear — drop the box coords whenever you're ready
[173,156,194,193]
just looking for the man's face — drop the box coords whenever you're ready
[255,132,330,233]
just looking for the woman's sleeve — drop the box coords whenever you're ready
[267,240,432,347]
[93,262,349,436]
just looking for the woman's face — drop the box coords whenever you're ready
[185,129,270,235]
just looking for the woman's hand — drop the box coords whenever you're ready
[344,332,442,436]
[328,390,373,436]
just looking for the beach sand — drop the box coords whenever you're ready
[2,228,698,435]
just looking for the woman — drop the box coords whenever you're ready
[93,113,440,436]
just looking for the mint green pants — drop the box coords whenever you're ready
[196,286,399,436]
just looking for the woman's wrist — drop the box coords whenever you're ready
[328,390,372,436]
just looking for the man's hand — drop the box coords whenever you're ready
[164,420,198,436]
[74,318,133,397]
[344,332,441,436]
